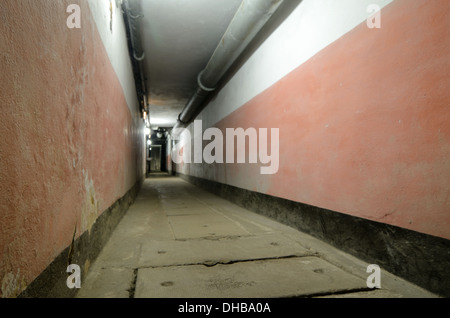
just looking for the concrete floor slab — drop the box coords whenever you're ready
[138,233,313,267]
[92,234,142,268]
[76,175,437,298]
[135,257,367,298]
[161,198,205,209]
[77,267,134,298]
[168,213,250,239]
[163,204,217,216]
[114,203,174,240]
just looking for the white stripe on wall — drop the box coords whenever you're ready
[199,0,393,129]
[87,0,140,117]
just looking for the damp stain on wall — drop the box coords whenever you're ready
[81,170,99,234]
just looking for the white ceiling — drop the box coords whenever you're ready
[139,0,243,127]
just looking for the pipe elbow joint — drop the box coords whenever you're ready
[197,70,216,92]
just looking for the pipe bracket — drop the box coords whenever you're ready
[134,52,145,61]
[197,70,216,92]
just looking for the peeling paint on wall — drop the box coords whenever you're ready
[1,270,26,298]
[81,170,99,234]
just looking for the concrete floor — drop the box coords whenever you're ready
[76,174,437,298]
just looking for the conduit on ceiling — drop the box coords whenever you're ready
[173,0,285,134]
[123,0,148,114]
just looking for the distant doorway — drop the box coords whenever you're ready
[149,145,162,172]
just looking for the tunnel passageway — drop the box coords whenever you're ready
[76,175,435,298]
[1,0,448,300]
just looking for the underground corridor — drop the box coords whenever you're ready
[1,0,449,300]
[75,174,436,298]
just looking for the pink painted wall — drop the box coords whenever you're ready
[0,0,144,297]
[177,0,450,240]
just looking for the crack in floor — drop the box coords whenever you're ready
[101,253,320,271]
[199,253,318,268]
[127,268,138,298]
[293,287,378,298]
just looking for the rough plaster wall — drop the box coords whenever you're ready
[0,0,144,297]
[175,0,450,240]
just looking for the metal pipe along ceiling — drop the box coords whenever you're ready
[175,0,284,130]
[123,0,147,111]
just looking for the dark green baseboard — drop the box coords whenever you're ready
[19,179,143,298]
